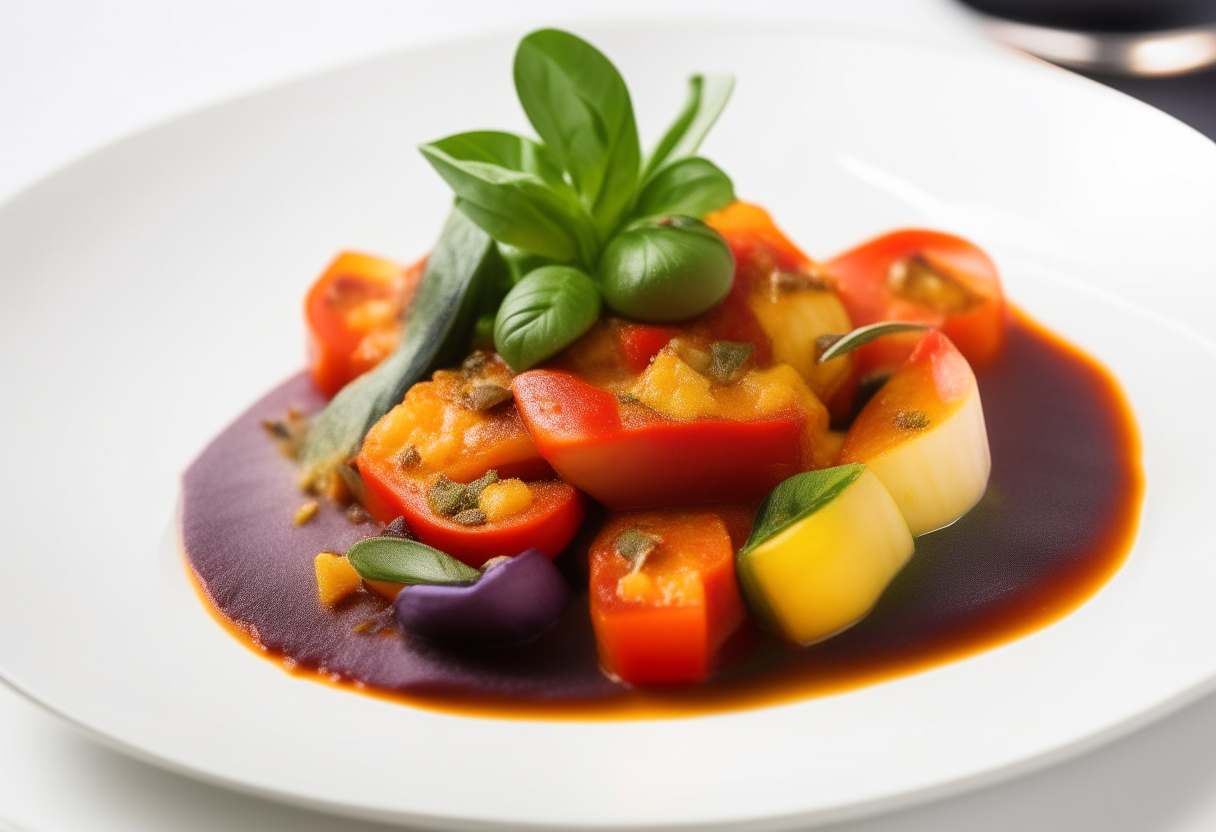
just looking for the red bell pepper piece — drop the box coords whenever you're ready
[355,355,586,567]
[824,230,1007,379]
[304,252,424,397]
[590,509,746,685]
[511,369,806,509]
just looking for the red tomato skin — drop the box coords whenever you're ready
[356,456,588,568]
[824,230,1006,378]
[511,370,805,510]
[305,252,423,397]
[618,324,676,373]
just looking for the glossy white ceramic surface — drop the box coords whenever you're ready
[1,25,1214,830]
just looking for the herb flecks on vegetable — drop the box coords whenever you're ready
[426,470,501,519]
[894,409,930,431]
[419,29,738,370]
[815,321,930,365]
[614,529,660,571]
[347,536,481,586]
[299,210,509,488]
[707,341,755,384]
[465,383,513,412]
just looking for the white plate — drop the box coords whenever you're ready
[2,23,1216,831]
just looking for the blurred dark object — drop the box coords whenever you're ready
[962,0,1216,32]
[959,0,1216,75]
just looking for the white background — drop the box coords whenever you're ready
[5,2,1216,831]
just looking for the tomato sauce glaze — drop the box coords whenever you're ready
[180,311,1142,718]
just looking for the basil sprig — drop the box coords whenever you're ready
[419,29,738,371]
[346,537,481,585]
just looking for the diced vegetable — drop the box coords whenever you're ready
[314,552,363,607]
[839,330,991,536]
[736,465,914,644]
[824,229,1006,379]
[707,202,856,418]
[305,252,424,398]
[511,368,822,509]
[395,548,572,647]
[354,353,586,566]
[590,510,745,684]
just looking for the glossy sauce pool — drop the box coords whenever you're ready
[181,311,1142,719]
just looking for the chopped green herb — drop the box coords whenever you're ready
[397,445,422,469]
[614,529,661,569]
[427,475,467,517]
[465,383,513,411]
[894,409,930,430]
[707,341,755,384]
[453,508,488,526]
[464,470,499,504]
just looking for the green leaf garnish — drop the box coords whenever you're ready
[346,537,480,585]
[642,74,735,183]
[815,322,930,364]
[632,157,735,220]
[741,465,867,555]
[299,210,508,476]
[419,133,598,265]
[707,340,754,384]
[494,265,601,371]
[514,29,641,237]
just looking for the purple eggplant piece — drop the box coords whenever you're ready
[393,548,571,647]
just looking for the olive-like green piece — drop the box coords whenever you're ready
[598,216,734,322]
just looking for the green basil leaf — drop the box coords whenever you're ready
[420,135,598,265]
[426,130,569,189]
[816,322,930,364]
[346,537,481,585]
[642,74,734,183]
[740,465,867,556]
[598,216,734,323]
[514,29,641,237]
[299,210,508,474]
[494,265,601,371]
[632,156,734,220]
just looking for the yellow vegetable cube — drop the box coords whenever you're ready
[737,467,914,644]
[478,478,534,522]
[314,552,362,608]
[630,348,717,420]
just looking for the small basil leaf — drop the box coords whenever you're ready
[494,265,601,371]
[598,216,734,323]
[816,322,931,364]
[300,210,508,474]
[632,156,734,220]
[642,74,735,183]
[428,130,569,188]
[741,465,867,555]
[419,139,598,265]
[514,29,641,237]
[346,537,481,585]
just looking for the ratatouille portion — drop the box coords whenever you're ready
[294,29,1002,686]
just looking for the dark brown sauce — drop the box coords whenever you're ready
[181,309,1142,720]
